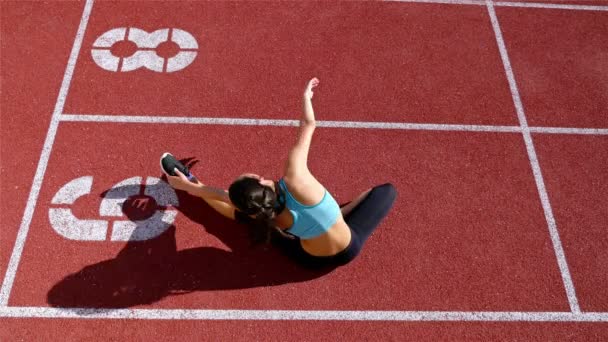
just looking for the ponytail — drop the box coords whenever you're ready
[229,177,293,245]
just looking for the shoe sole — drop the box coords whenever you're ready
[160,152,196,182]
[160,152,173,176]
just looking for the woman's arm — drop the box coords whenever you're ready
[285,78,319,178]
[167,169,236,220]
[190,184,236,220]
[202,199,236,220]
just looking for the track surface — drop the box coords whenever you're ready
[1,0,607,340]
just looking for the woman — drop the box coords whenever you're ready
[165,78,396,268]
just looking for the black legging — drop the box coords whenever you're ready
[272,183,397,268]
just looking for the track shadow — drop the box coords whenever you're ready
[47,158,335,310]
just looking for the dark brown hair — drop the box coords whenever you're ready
[228,176,290,244]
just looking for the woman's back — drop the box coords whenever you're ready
[279,176,351,256]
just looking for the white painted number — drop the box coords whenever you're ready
[49,176,179,241]
[91,27,198,72]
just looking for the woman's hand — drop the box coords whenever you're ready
[303,77,319,100]
[167,168,197,193]
[302,77,319,125]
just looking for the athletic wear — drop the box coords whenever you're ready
[160,153,197,181]
[278,178,341,239]
[236,183,397,268]
[277,183,397,268]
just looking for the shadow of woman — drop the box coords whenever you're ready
[47,168,336,310]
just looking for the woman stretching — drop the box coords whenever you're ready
[164,78,396,268]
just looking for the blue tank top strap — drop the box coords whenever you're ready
[278,178,341,239]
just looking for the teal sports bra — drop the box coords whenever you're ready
[278,178,341,239]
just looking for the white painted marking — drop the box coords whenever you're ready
[60,114,522,132]
[0,0,94,307]
[167,51,198,72]
[51,176,94,204]
[317,120,517,132]
[495,1,608,11]
[144,177,178,207]
[91,27,198,73]
[48,176,109,241]
[389,0,485,6]
[486,0,580,313]
[91,49,120,72]
[172,28,199,49]
[99,176,179,241]
[60,114,608,136]
[46,175,179,242]
[388,0,608,11]
[99,176,142,217]
[529,127,608,135]
[122,50,164,72]
[91,27,126,47]
[128,28,169,48]
[111,210,177,241]
[48,209,108,241]
[0,307,608,321]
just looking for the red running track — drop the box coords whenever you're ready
[1,0,607,340]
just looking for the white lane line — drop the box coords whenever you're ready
[60,114,608,135]
[62,114,300,126]
[495,1,608,11]
[60,114,522,132]
[318,120,515,132]
[486,0,581,313]
[529,127,608,135]
[388,0,485,5]
[1,307,608,321]
[0,0,95,307]
[388,0,608,11]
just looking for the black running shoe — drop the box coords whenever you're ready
[160,153,196,181]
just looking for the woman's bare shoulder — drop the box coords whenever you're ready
[282,174,325,206]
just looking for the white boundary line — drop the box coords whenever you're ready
[389,0,608,11]
[1,307,608,322]
[388,0,486,6]
[494,1,608,11]
[60,114,522,132]
[0,0,95,306]
[486,0,581,313]
[60,114,608,135]
[528,126,608,135]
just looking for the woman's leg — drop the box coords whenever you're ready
[340,189,372,216]
[343,183,397,244]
